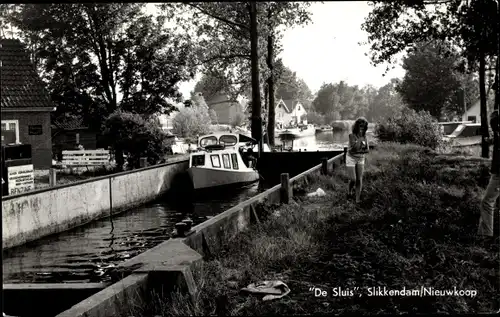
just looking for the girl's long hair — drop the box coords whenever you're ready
[352,117,369,136]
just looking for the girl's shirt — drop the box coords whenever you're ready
[348,133,369,158]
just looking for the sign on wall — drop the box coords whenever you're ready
[7,164,34,195]
[28,125,43,135]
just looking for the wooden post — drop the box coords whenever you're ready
[49,168,57,187]
[280,173,291,204]
[343,147,348,165]
[321,157,328,175]
[140,157,147,168]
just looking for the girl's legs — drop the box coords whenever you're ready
[355,162,365,203]
[347,165,356,198]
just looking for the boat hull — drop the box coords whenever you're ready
[187,167,260,190]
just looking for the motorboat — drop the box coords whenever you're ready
[315,125,333,133]
[278,124,316,139]
[187,133,260,190]
[442,123,481,146]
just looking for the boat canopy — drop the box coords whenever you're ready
[239,133,258,144]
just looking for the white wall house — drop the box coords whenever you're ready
[462,99,480,123]
[275,99,307,127]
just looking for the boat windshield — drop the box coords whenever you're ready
[219,135,238,146]
[200,136,218,147]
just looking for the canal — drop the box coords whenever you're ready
[2,130,372,284]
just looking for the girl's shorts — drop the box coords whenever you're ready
[346,154,365,167]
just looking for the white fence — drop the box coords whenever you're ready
[61,150,110,166]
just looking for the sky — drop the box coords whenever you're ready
[176,1,406,99]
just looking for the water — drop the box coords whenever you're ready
[2,131,365,284]
[2,184,261,284]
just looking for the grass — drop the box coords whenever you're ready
[126,142,499,316]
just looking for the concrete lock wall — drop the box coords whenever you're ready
[55,153,345,317]
[2,156,189,249]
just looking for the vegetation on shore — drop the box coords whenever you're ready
[127,142,498,316]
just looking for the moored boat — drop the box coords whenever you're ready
[187,133,260,190]
[278,124,315,139]
[315,125,333,133]
[442,123,481,146]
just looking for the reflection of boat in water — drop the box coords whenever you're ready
[187,133,260,190]
[278,124,316,139]
[315,125,333,133]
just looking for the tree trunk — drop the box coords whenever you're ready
[115,148,124,171]
[266,19,275,146]
[479,49,490,158]
[249,2,263,152]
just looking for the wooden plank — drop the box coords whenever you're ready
[61,149,110,166]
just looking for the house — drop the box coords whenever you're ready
[51,117,98,159]
[275,99,307,126]
[462,99,480,123]
[206,94,245,125]
[461,92,496,123]
[1,38,55,169]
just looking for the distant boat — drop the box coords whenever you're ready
[278,124,316,139]
[187,133,260,190]
[442,123,481,146]
[315,125,333,133]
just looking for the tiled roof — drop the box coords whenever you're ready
[282,100,299,113]
[0,38,53,109]
[51,117,88,130]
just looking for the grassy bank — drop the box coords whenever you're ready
[131,143,498,315]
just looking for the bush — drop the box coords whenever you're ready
[172,106,212,139]
[331,120,353,131]
[209,109,218,124]
[230,112,246,128]
[375,107,444,149]
[102,111,169,168]
[306,111,325,125]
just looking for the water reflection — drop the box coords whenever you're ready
[273,130,373,151]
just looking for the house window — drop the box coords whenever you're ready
[231,153,239,170]
[467,116,477,123]
[222,154,231,169]
[210,154,221,168]
[297,105,301,110]
[1,120,20,144]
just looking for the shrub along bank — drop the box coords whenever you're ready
[126,142,498,316]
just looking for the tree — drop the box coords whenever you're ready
[306,111,325,125]
[396,40,462,119]
[312,83,337,115]
[231,112,246,128]
[362,0,499,158]
[102,111,169,169]
[275,60,314,108]
[193,70,233,101]
[6,4,196,131]
[172,106,212,140]
[190,92,209,109]
[161,2,312,144]
[369,79,405,122]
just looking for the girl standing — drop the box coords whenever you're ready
[346,117,370,203]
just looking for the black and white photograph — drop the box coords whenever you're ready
[1,1,499,316]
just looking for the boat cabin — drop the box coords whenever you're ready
[447,123,481,138]
[190,133,257,169]
[437,121,472,135]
